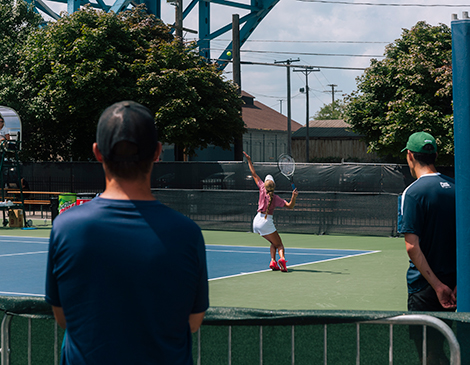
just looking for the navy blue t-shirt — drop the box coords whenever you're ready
[398,173,456,293]
[46,197,209,365]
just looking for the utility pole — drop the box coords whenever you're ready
[232,14,243,161]
[279,100,283,114]
[294,67,320,162]
[274,58,299,156]
[175,0,183,42]
[172,0,184,160]
[325,84,342,105]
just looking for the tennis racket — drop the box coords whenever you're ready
[278,154,296,190]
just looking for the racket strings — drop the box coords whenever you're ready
[279,161,295,176]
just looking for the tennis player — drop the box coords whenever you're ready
[244,151,298,272]
[45,101,209,364]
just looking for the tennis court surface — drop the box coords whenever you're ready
[0,235,377,296]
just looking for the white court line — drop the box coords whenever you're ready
[206,244,376,252]
[0,291,44,297]
[0,236,49,245]
[209,250,381,281]
[0,251,48,258]
[206,248,370,257]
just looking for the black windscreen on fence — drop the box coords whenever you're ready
[16,161,453,236]
[153,189,399,236]
[18,161,428,193]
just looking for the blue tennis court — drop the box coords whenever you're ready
[0,236,377,296]
[207,245,377,280]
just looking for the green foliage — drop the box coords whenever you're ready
[312,99,346,120]
[138,42,244,155]
[0,0,42,75]
[0,4,244,161]
[344,21,453,164]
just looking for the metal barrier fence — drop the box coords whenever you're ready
[0,300,464,365]
[193,315,460,365]
[366,315,460,365]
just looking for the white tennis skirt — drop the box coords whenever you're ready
[253,212,277,236]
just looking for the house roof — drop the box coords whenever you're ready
[241,91,302,132]
[308,119,350,128]
[292,119,362,138]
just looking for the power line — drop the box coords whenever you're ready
[297,0,469,6]
[236,49,384,58]
[205,47,383,61]
[253,93,287,99]
[238,59,368,71]
[214,39,389,44]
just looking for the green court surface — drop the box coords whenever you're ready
[203,230,409,311]
[0,225,409,312]
[1,227,454,365]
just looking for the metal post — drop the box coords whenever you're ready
[306,75,310,161]
[294,67,319,162]
[1,314,12,365]
[175,0,183,42]
[451,14,470,365]
[232,14,243,161]
[287,66,291,155]
[275,59,299,156]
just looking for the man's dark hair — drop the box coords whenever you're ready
[411,144,437,165]
[104,141,154,179]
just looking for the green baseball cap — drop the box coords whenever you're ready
[401,132,437,154]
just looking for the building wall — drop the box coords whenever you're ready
[292,138,378,162]
[160,129,288,162]
[243,130,288,162]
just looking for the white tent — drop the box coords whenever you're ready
[0,106,22,143]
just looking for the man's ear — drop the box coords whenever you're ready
[154,142,162,162]
[93,143,104,162]
[407,150,414,161]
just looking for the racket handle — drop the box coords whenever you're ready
[291,183,296,190]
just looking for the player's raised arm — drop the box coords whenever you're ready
[284,189,298,209]
[243,151,260,185]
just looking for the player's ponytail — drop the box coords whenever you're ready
[264,180,275,219]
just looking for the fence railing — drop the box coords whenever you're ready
[0,299,464,365]
[362,315,460,365]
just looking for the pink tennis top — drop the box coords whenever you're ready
[256,179,287,215]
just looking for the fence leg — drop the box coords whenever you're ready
[28,318,32,365]
[1,314,12,365]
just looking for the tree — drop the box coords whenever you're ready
[0,0,42,76]
[312,99,346,120]
[344,21,453,163]
[138,42,244,158]
[0,4,244,161]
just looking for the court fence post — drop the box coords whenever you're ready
[1,313,12,365]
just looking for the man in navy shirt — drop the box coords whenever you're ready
[398,131,456,364]
[46,101,209,364]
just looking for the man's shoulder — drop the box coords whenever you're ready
[419,173,455,192]
[406,173,454,192]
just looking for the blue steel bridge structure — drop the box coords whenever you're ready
[28,0,279,70]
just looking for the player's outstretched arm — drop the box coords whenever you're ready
[285,189,299,209]
[243,151,260,185]
[405,233,456,309]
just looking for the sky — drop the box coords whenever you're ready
[40,0,469,125]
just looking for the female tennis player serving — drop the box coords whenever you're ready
[244,151,299,272]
